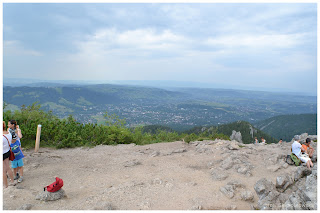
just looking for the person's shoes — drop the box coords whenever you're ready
[18,177,23,183]
[14,174,20,180]
[8,181,17,186]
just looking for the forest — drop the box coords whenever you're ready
[3,102,280,149]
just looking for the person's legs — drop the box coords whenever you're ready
[19,166,23,177]
[3,159,8,188]
[13,167,18,176]
[3,158,14,184]
[17,159,24,182]
[309,160,313,168]
[11,160,19,179]
[308,148,314,158]
[306,161,311,169]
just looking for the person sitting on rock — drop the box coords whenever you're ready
[254,137,259,144]
[278,139,283,144]
[292,135,313,170]
[260,137,266,144]
[301,138,314,158]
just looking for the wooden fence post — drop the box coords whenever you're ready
[35,124,42,152]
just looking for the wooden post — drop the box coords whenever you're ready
[35,124,42,153]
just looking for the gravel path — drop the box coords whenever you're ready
[2,140,305,210]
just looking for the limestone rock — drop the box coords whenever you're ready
[220,180,245,199]
[150,151,160,157]
[124,159,141,167]
[276,174,293,192]
[230,130,242,143]
[172,148,187,153]
[294,167,312,181]
[240,190,254,202]
[18,204,33,210]
[211,168,228,181]
[254,178,275,200]
[93,203,115,210]
[35,189,66,201]
[220,185,235,199]
[220,157,234,170]
[284,189,311,210]
[228,140,240,150]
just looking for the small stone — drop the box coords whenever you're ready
[124,160,141,167]
[267,165,280,172]
[94,203,114,210]
[172,149,187,153]
[240,190,254,202]
[225,205,237,210]
[220,185,235,199]
[190,205,202,210]
[18,204,33,210]
[150,151,160,157]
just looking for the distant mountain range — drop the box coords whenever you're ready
[3,83,317,140]
[3,78,316,96]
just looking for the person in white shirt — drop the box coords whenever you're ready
[3,121,16,188]
[292,135,313,170]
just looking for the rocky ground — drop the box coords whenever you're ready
[2,135,317,210]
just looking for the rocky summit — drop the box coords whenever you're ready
[3,133,317,210]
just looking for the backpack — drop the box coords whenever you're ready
[285,154,295,165]
[290,153,301,166]
[44,177,64,192]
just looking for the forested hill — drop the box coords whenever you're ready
[253,114,317,141]
[184,121,277,144]
[3,84,317,130]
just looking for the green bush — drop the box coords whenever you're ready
[3,102,230,149]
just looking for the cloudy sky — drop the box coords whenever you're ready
[3,3,317,95]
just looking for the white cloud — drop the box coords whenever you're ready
[74,28,190,58]
[4,40,43,56]
[206,33,306,49]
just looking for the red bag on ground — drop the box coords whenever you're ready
[44,177,64,192]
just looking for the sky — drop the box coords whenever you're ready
[3,3,318,95]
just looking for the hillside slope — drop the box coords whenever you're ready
[184,121,277,144]
[254,114,317,141]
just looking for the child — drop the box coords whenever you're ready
[10,134,25,183]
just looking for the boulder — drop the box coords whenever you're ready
[294,167,312,181]
[220,185,235,199]
[35,189,66,201]
[211,168,229,181]
[304,174,317,210]
[195,144,212,154]
[283,189,311,210]
[228,141,240,150]
[257,190,281,210]
[276,174,293,192]
[220,157,234,170]
[254,178,275,201]
[230,131,242,143]
[240,190,254,202]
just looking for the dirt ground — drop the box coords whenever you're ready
[2,140,311,210]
